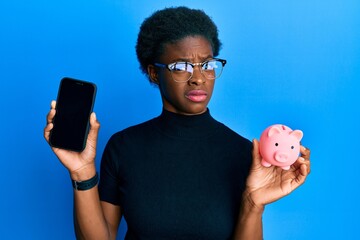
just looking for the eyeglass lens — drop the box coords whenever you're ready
[170,60,224,82]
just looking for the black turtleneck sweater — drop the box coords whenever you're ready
[99,109,252,240]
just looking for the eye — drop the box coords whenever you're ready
[275,143,279,147]
[291,146,294,149]
[202,60,218,71]
[171,62,193,73]
[170,62,186,71]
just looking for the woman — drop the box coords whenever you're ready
[44,6,311,240]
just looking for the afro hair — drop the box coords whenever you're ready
[135,6,222,80]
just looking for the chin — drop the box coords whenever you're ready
[181,106,208,115]
[164,101,209,115]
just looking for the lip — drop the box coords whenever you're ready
[185,90,208,102]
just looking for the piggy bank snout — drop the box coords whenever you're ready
[274,151,289,163]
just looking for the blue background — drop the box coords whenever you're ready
[0,0,359,239]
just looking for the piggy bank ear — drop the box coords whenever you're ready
[268,126,282,137]
[290,130,303,141]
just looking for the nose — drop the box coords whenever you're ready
[274,152,288,163]
[188,66,205,85]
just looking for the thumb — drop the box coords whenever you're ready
[252,139,262,167]
[87,112,100,145]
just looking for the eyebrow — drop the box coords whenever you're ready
[170,55,214,63]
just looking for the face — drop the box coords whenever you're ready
[148,36,216,115]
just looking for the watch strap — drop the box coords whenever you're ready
[72,172,99,191]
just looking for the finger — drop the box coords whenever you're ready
[44,122,53,142]
[87,112,100,146]
[294,163,308,186]
[47,108,56,123]
[46,101,57,124]
[295,156,311,175]
[300,145,311,160]
[300,145,311,174]
[50,100,56,109]
[251,139,262,167]
[44,101,57,142]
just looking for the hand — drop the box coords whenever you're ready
[44,100,101,180]
[244,139,311,210]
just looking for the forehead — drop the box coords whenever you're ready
[160,36,213,62]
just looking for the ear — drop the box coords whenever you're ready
[268,126,282,137]
[290,130,303,141]
[147,64,159,85]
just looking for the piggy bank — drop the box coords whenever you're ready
[259,124,303,170]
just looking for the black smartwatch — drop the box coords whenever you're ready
[72,172,99,191]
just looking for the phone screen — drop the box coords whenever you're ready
[49,77,97,152]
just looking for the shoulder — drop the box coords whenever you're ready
[210,119,253,178]
[101,117,158,165]
[105,117,158,147]
[211,120,253,165]
[215,121,252,148]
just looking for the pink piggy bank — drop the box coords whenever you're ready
[259,124,303,170]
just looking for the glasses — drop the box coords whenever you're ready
[154,58,227,83]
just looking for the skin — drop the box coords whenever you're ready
[44,35,311,240]
[45,102,120,239]
[147,36,215,115]
[234,140,310,239]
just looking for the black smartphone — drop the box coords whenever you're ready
[49,77,97,152]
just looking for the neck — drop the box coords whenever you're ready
[154,108,220,139]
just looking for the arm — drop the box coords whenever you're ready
[73,185,109,239]
[233,193,264,240]
[233,139,311,239]
[73,183,122,240]
[44,101,121,239]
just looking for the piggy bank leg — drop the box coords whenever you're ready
[281,166,291,170]
[261,160,272,167]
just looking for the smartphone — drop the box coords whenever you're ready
[49,77,97,152]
